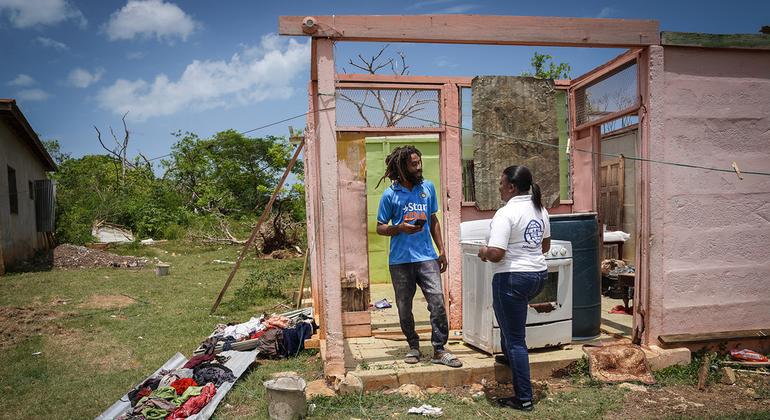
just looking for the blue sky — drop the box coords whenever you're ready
[1,0,768,167]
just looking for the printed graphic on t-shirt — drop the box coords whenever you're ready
[523,219,544,249]
[402,202,428,224]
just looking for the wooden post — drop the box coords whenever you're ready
[295,249,309,309]
[210,138,305,314]
[314,37,345,379]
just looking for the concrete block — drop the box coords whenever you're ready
[645,345,691,371]
[357,370,399,392]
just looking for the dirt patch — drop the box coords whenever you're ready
[53,244,148,269]
[609,382,770,419]
[45,329,142,372]
[0,306,67,349]
[78,294,136,310]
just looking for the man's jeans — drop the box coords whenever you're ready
[389,260,449,351]
[492,270,547,402]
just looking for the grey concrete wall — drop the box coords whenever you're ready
[0,121,49,267]
[601,129,638,264]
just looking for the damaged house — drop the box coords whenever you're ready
[277,15,770,381]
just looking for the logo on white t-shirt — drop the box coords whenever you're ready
[523,219,544,249]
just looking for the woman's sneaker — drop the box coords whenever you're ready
[497,397,534,412]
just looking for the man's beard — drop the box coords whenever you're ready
[405,171,423,185]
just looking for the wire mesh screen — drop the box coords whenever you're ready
[336,88,440,128]
[574,62,638,127]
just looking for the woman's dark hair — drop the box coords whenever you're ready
[376,145,422,188]
[502,165,543,211]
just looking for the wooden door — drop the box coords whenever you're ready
[599,158,624,231]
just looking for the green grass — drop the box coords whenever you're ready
[0,241,305,419]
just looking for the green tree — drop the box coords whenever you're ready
[163,130,303,217]
[42,139,71,166]
[521,52,571,79]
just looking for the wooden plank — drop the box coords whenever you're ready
[336,127,444,133]
[343,324,372,338]
[342,310,371,326]
[337,73,472,85]
[336,82,443,90]
[279,15,660,47]
[659,329,770,345]
[304,335,321,349]
[661,32,770,50]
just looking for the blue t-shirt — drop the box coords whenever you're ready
[377,180,439,265]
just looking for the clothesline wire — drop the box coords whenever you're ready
[143,107,335,162]
[320,92,770,178]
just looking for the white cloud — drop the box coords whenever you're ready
[126,51,146,60]
[67,67,104,88]
[596,7,615,18]
[96,34,310,121]
[8,74,36,87]
[37,36,69,51]
[0,0,86,28]
[16,89,49,101]
[104,0,198,42]
[434,4,478,13]
[435,56,458,68]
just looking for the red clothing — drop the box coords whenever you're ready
[168,383,216,419]
[170,378,198,395]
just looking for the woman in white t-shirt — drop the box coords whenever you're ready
[477,165,551,412]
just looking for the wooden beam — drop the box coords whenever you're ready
[659,329,770,345]
[342,310,371,326]
[279,15,660,48]
[336,73,472,85]
[336,127,444,133]
[569,48,640,90]
[661,32,770,50]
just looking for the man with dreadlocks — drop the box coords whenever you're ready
[375,145,462,368]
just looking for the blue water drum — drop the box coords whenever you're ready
[550,212,601,340]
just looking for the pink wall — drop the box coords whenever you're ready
[646,46,770,345]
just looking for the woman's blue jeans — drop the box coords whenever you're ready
[492,270,547,402]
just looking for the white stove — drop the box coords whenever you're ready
[460,219,574,352]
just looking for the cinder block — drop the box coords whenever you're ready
[357,370,399,391]
[645,345,691,371]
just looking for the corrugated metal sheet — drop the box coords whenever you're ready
[96,348,258,420]
[34,179,55,232]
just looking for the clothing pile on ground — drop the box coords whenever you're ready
[102,308,314,420]
[205,309,315,359]
[117,353,234,420]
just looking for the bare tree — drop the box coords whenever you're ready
[94,112,153,185]
[340,45,438,127]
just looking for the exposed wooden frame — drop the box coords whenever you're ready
[280,15,660,47]
[661,31,770,50]
[336,82,443,90]
[570,49,640,89]
[574,104,641,133]
[336,127,444,133]
[337,73,472,85]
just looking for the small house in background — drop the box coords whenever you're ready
[0,99,57,274]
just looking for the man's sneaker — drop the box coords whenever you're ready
[494,354,510,366]
[497,397,534,412]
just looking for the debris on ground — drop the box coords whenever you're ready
[53,244,148,269]
[407,404,443,417]
[306,380,336,399]
[730,349,769,363]
[585,343,655,384]
[372,298,392,309]
[386,384,426,400]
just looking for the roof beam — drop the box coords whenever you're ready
[279,15,659,48]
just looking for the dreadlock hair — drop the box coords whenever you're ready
[376,145,422,189]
